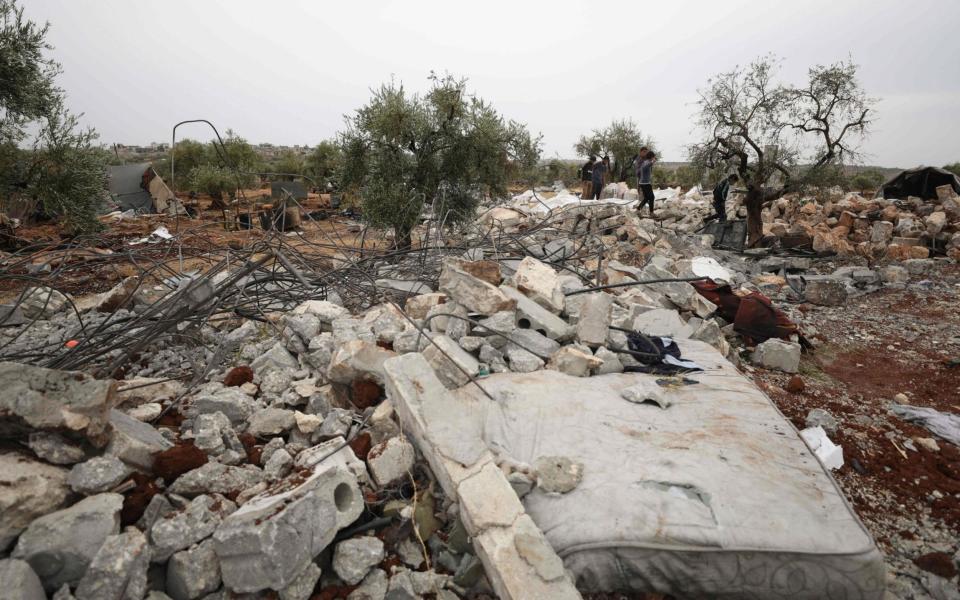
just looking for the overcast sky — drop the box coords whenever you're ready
[23,0,960,168]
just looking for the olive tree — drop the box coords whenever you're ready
[575,118,656,185]
[0,0,106,232]
[688,55,874,246]
[944,163,960,177]
[340,73,541,248]
[306,140,342,188]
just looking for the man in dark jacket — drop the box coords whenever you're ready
[591,156,609,199]
[708,173,738,222]
[579,156,595,199]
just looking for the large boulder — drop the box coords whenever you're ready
[0,453,70,551]
[12,493,123,592]
[0,361,117,447]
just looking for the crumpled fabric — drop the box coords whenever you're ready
[889,403,960,447]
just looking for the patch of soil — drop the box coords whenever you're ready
[223,365,254,387]
[152,441,208,484]
[348,432,372,460]
[120,472,161,526]
[914,551,958,579]
[350,379,383,410]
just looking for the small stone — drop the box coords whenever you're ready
[534,456,583,494]
[105,409,173,470]
[914,437,940,453]
[279,562,321,600]
[367,436,415,487]
[26,433,86,465]
[347,568,388,600]
[805,408,838,435]
[332,537,385,585]
[264,448,294,480]
[893,392,910,404]
[149,494,234,563]
[785,375,805,393]
[547,346,602,377]
[67,455,133,495]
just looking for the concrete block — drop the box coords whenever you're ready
[802,276,848,306]
[367,435,416,487]
[631,308,689,338]
[499,286,572,340]
[752,338,801,373]
[575,293,612,348]
[67,455,132,495]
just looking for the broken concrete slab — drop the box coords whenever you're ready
[404,292,447,320]
[250,341,299,375]
[333,537,385,585]
[0,361,117,447]
[381,353,581,600]
[422,334,481,389]
[752,338,802,374]
[168,462,264,497]
[150,494,234,563]
[213,461,363,593]
[512,256,565,313]
[189,386,260,426]
[74,529,151,600]
[246,407,296,438]
[504,344,544,373]
[292,299,350,323]
[0,453,70,551]
[12,493,123,592]
[166,538,221,600]
[439,258,516,315]
[326,340,397,385]
[105,409,172,470]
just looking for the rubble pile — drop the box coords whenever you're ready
[1,182,957,599]
[752,183,960,260]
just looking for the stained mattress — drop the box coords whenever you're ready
[453,338,885,599]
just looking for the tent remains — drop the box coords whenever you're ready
[879,166,960,200]
[107,163,176,213]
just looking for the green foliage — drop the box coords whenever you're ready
[575,118,655,185]
[944,163,960,177]
[848,168,885,192]
[188,164,234,202]
[0,0,105,233]
[270,149,304,180]
[306,140,343,187]
[340,73,541,246]
[538,159,578,186]
[161,131,259,192]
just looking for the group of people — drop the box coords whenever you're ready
[579,150,741,226]
[578,148,658,215]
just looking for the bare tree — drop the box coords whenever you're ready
[689,55,874,246]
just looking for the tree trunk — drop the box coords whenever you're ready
[745,186,764,248]
[395,223,413,251]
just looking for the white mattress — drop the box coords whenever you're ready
[454,339,885,599]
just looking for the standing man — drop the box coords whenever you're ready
[591,155,609,200]
[636,150,656,215]
[708,173,739,223]
[579,156,595,199]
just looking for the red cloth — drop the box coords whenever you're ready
[692,280,806,346]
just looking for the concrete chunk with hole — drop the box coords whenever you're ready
[212,459,363,593]
[499,285,573,341]
[512,256,565,313]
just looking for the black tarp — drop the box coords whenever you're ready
[108,163,154,212]
[880,166,960,200]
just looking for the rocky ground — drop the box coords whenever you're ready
[752,263,960,599]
